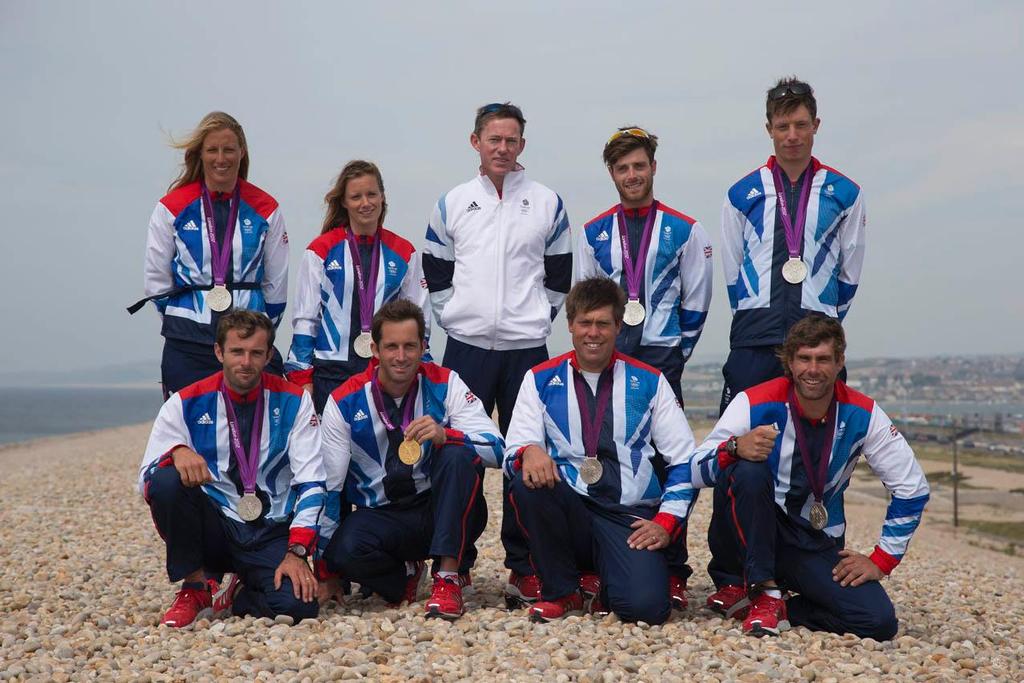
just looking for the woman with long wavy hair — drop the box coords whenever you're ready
[285,160,428,413]
[132,111,289,397]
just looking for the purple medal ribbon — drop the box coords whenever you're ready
[346,230,382,335]
[616,201,659,301]
[220,380,265,496]
[200,182,241,287]
[787,386,838,508]
[770,162,813,260]
[571,363,613,460]
[369,370,419,434]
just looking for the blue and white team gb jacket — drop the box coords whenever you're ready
[721,157,866,348]
[503,351,697,535]
[575,201,713,362]
[317,362,504,556]
[138,372,326,551]
[689,377,929,574]
[284,227,429,387]
[143,180,289,345]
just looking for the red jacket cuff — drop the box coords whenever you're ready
[869,546,900,575]
[652,512,679,537]
[314,558,337,581]
[512,446,526,471]
[288,527,316,553]
[717,441,738,470]
[444,428,466,445]
[286,368,314,387]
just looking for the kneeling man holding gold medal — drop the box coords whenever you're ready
[692,315,929,640]
[316,300,503,620]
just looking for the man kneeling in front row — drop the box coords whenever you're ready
[316,300,503,619]
[139,311,326,628]
[504,277,698,624]
[693,315,929,638]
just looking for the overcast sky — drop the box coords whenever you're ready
[1,1,1020,380]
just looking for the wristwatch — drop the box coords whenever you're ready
[726,435,739,458]
[287,543,308,559]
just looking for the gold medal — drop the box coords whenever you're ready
[398,439,421,465]
[237,493,263,522]
[207,284,232,312]
[809,501,828,530]
[579,458,603,485]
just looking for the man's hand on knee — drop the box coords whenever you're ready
[833,549,884,587]
[171,446,213,487]
[521,445,560,489]
[275,553,317,603]
[736,425,780,462]
[627,518,670,551]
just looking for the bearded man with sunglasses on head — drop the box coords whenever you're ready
[719,78,866,416]
[574,125,713,611]
[422,102,573,608]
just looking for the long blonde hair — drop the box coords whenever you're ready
[321,160,387,234]
[168,111,249,192]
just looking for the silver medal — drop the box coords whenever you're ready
[782,258,808,284]
[809,501,828,531]
[623,300,646,326]
[207,284,232,312]
[237,493,263,522]
[353,332,373,359]
[579,458,603,485]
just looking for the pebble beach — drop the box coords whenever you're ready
[2,423,1022,682]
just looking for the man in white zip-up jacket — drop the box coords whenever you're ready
[422,102,573,606]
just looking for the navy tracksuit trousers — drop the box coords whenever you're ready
[322,444,485,603]
[708,459,898,640]
[144,466,318,622]
[508,474,672,625]
[442,337,548,577]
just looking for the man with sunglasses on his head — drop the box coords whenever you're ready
[422,102,573,608]
[574,125,713,610]
[719,78,866,416]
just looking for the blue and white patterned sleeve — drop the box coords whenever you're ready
[315,396,353,562]
[285,392,326,550]
[861,403,929,574]
[678,220,713,363]
[688,392,753,489]
[444,372,504,469]
[837,190,866,321]
[543,195,572,319]
[421,194,455,331]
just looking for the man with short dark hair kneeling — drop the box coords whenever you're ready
[139,311,326,628]
[504,277,697,624]
[316,300,503,619]
[692,315,929,639]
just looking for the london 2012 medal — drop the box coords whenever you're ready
[207,284,232,312]
[237,493,263,522]
[623,300,646,326]
[354,332,373,359]
[782,258,807,284]
[809,501,828,530]
[579,458,603,485]
[398,439,421,465]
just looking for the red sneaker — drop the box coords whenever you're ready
[743,592,790,637]
[669,575,689,610]
[161,585,213,629]
[706,584,750,619]
[529,591,584,622]
[210,574,241,614]
[504,571,542,608]
[579,573,607,616]
[425,575,465,620]
[388,561,425,606]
